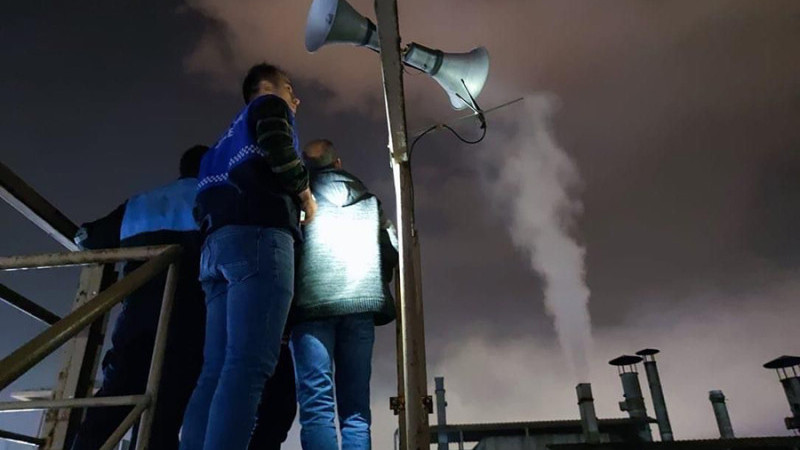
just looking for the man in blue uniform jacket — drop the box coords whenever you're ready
[179,63,317,450]
[70,145,209,450]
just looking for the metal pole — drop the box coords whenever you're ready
[0,429,46,446]
[394,270,407,450]
[0,282,61,325]
[374,0,431,448]
[100,401,148,450]
[0,245,174,271]
[0,246,181,391]
[435,377,448,450]
[135,263,179,450]
[0,395,146,412]
[0,161,79,251]
[39,263,116,449]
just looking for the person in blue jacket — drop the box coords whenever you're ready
[179,63,317,450]
[70,145,209,450]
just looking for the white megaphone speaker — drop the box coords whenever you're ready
[403,43,490,110]
[305,0,380,52]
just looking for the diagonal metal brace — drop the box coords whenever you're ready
[0,282,61,325]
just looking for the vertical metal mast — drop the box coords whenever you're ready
[373,0,431,448]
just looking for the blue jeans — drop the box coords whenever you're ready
[180,226,295,450]
[290,313,375,450]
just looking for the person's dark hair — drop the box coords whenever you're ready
[242,63,286,104]
[179,145,210,178]
[303,139,338,170]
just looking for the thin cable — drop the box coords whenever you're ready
[408,124,439,158]
[405,82,488,222]
[441,123,486,145]
[408,119,487,159]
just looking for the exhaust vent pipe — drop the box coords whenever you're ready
[609,355,652,442]
[709,390,735,438]
[636,348,673,441]
[576,383,600,444]
[764,355,800,430]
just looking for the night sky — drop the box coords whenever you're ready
[2,1,800,448]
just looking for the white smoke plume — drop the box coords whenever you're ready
[487,95,593,380]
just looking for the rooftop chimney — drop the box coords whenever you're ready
[609,355,652,442]
[636,348,674,441]
[435,376,448,450]
[764,355,800,430]
[709,390,735,438]
[576,383,600,444]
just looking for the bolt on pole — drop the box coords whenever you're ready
[373,0,431,449]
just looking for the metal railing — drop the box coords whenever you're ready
[0,160,180,449]
[0,245,181,450]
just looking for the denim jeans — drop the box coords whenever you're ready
[248,340,297,450]
[290,313,375,450]
[180,226,294,450]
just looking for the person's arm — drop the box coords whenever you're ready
[249,96,317,220]
[379,203,399,282]
[74,202,126,250]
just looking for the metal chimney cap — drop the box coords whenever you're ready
[609,355,643,366]
[636,348,661,356]
[764,355,800,369]
[709,390,726,401]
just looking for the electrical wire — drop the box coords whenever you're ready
[404,81,489,222]
[442,123,487,145]
[408,119,486,159]
[405,115,486,224]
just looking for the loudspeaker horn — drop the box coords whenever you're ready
[305,0,380,53]
[403,43,490,110]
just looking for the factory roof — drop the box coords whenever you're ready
[548,436,800,450]
[429,417,655,443]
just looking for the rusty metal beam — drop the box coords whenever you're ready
[0,395,146,412]
[0,282,61,325]
[0,245,175,271]
[0,161,79,251]
[135,263,179,448]
[99,401,148,450]
[41,263,116,448]
[0,245,181,391]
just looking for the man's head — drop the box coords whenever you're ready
[179,144,210,179]
[241,63,300,113]
[303,139,342,171]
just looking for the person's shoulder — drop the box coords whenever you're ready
[332,169,367,186]
[248,94,293,121]
[314,169,363,188]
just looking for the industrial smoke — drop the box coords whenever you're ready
[489,95,593,380]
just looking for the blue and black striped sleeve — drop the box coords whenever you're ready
[249,96,309,195]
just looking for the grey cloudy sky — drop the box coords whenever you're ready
[2,1,800,448]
